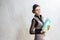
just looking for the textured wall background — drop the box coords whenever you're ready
[0,0,60,40]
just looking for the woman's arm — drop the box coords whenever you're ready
[29,19,36,34]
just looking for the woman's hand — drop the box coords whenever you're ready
[40,25,50,34]
[40,29,46,34]
[47,25,50,30]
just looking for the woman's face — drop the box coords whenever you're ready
[34,6,40,16]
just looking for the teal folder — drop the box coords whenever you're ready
[42,18,51,31]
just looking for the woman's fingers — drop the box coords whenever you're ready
[47,25,50,30]
[41,29,46,34]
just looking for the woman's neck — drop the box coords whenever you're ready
[35,14,40,18]
[35,14,40,16]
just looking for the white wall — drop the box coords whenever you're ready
[0,0,60,40]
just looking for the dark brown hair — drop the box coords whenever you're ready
[32,4,40,13]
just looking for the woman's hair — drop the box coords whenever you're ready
[32,4,40,13]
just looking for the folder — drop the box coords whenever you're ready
[42,18,51,32]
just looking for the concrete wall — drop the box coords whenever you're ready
[0,0,60,40]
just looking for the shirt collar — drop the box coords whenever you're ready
[34,15,41,18]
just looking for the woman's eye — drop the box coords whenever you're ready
[35,9,40,11]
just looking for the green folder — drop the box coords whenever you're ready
[42,18,51,31]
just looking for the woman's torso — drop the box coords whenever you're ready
[32,15,44,34]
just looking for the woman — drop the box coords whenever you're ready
[29,4,50,40]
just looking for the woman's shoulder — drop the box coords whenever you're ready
[31,17,38,23]
[31,18,35,22]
